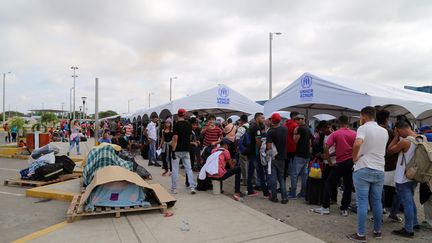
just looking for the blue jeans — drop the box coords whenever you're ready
[289,156,309,198]
[171,152,196,190]
[148,139,157,163]
[68,136,80,154]
[396,182,419,233]
[269,160,287,200]
[353,168,384,236]
[247,155,269,196]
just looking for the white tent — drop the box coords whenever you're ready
[134,84,263,119]
[264,73,432,123]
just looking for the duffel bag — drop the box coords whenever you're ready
[55,155,76,174]
[33,163,64,181]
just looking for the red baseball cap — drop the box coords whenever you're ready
[177,108,187,117]
[270,113,282,124]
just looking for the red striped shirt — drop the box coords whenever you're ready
[204,127,222,146]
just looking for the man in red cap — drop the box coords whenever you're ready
[266,113,288,204]
[171,108,197,194]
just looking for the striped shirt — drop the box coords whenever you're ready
[204,126,222,147]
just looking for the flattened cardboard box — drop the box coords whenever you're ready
[77,166,176,212]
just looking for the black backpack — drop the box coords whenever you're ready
[33,163,64,181]
[55,155,76,174]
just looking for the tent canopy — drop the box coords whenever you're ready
[133,84,263,119]
[264,73,432,121]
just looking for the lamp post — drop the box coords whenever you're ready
[148,92,154,108]
[269,32,282,99]
[169,76,177,101]
[128,99,133,113]
[2,72,11,124]
[69,87,73,119]
[71,66,78,120]
[79,106,82,120]
[81,96,87,119]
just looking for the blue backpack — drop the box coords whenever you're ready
[238,126,252,155]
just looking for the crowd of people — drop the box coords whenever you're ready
[134,107,431,242]
[55,107,432,242]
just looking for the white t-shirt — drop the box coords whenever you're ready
[146,122,157,141]
[395,137,417,184]
[354,121,389,172]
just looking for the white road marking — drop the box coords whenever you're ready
[0,167,20,172]
[0,191,24,196]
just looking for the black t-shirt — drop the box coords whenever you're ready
[173,120,191,152]
[295,125,312,158]
[267,126,288,160]
[249,123,262,155]
[385,128,398,171]
[163,131,173,142]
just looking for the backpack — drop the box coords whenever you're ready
[405,136,432,186]
[238,126,252,155]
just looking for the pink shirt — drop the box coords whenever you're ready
[208,148,231,178]
[325,128,357,163]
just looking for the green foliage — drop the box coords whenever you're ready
[10,117,25,132]
[98,110,118,119]
[41,112,58,126]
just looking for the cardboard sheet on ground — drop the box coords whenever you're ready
[78,166,176,212]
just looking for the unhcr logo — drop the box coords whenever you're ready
[301,75,312,89]
[218,87,229,97]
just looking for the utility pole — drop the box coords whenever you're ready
[71,66,78,120]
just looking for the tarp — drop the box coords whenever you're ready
[132,84,263,119]
[78,166,176,213]
[264,73,432,121]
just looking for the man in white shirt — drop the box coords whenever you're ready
[145,115,161,167]
[348,106,388,243]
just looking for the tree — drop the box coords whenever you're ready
[10,117,25,133]
[41,112,58,127]
[99,110,118,119]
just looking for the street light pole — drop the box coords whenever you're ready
[71,66,78,120]
[69,87,73,119]
[169,76,177,101]
[148,92,154,108]
[2,72,11,124]
[81,96,87,120]
[128,99,133,113]
[269,32,282,99]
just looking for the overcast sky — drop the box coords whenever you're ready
[1,0,431,115]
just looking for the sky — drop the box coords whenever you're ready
[1,0,432,115]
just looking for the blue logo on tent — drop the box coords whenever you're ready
[301,76,312,89]
[219,87,229,97]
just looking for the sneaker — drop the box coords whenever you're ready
[162,171,169,176]
[373,231,382,239]
[346,233,366,243]
[413,225,420,232]
[148,162,154,166]
[388,215,403,223]
[281,199,288,204]
[170,189,177,194]
[233,194,242,201]
[269,198,279,203]
[311,207,330,215]
[153,162,162,167]
[392,228,414,238]
[247,191,259,197]
[341,210,349,217]
[190,188,196,195]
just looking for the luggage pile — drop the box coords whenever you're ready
[20,144,76,182]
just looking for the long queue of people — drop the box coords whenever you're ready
[137,107,432,242]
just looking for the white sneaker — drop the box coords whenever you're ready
[341,210,349,217]
[170,189,177,194]
[190,188,196,195]
[311,207,330,215]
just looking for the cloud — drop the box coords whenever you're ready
[0,0,431,115]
